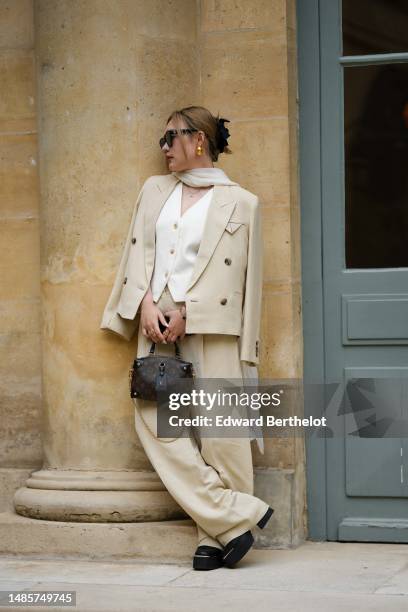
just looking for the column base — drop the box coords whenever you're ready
[14,469,187,522]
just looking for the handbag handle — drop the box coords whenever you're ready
[149,340,182,359]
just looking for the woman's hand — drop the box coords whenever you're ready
[162,308,186,343]
[140,290,168,343]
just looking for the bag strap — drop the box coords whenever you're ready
[149,340,182,359]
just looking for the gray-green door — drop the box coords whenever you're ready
[298,0,408,541]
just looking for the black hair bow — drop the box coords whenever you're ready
[217,117,231,152]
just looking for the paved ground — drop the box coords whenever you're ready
[1,541,408,611]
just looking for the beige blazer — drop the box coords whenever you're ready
[100,173,263,365]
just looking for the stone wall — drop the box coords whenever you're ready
[198,0,306,541]
[0,0,42,489]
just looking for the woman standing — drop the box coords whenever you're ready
[100,106,274,570]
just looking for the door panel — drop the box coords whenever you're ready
[342,294,408,343]
[344,367,407,498]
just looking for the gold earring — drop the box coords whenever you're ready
[196,145,203,156]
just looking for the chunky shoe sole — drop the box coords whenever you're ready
[257,506,274,529]
[222,531,254,568]
[193,546,224,571]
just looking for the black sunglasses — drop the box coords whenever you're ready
[159,128,198,149]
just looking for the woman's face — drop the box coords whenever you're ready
[161,119,212,171]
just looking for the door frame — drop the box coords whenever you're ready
[296,0,329,540]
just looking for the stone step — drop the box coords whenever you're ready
[0,511,197,564]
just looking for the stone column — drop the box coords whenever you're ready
[14,0,199,521]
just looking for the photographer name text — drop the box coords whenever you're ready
[167,415,327,428]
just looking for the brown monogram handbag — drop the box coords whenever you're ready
[129,340,195,402]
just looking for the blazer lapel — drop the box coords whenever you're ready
[186,184,236,291]
[144,174,237,289]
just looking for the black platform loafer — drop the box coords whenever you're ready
[193,545,224,571]
[222,530,254,568]
[257,506,274,529]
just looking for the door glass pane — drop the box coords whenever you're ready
[342,0,408,56]
[344,63,408,268]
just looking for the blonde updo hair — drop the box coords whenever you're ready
[166,105,232,162]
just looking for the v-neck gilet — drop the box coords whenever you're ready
[150,181,214,303]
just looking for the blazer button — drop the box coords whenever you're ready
[224,258,232,265]
[220,298,227,305]
[123,277,128,285]
[131,237,136,244]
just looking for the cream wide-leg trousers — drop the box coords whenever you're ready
[133,286,269,549]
